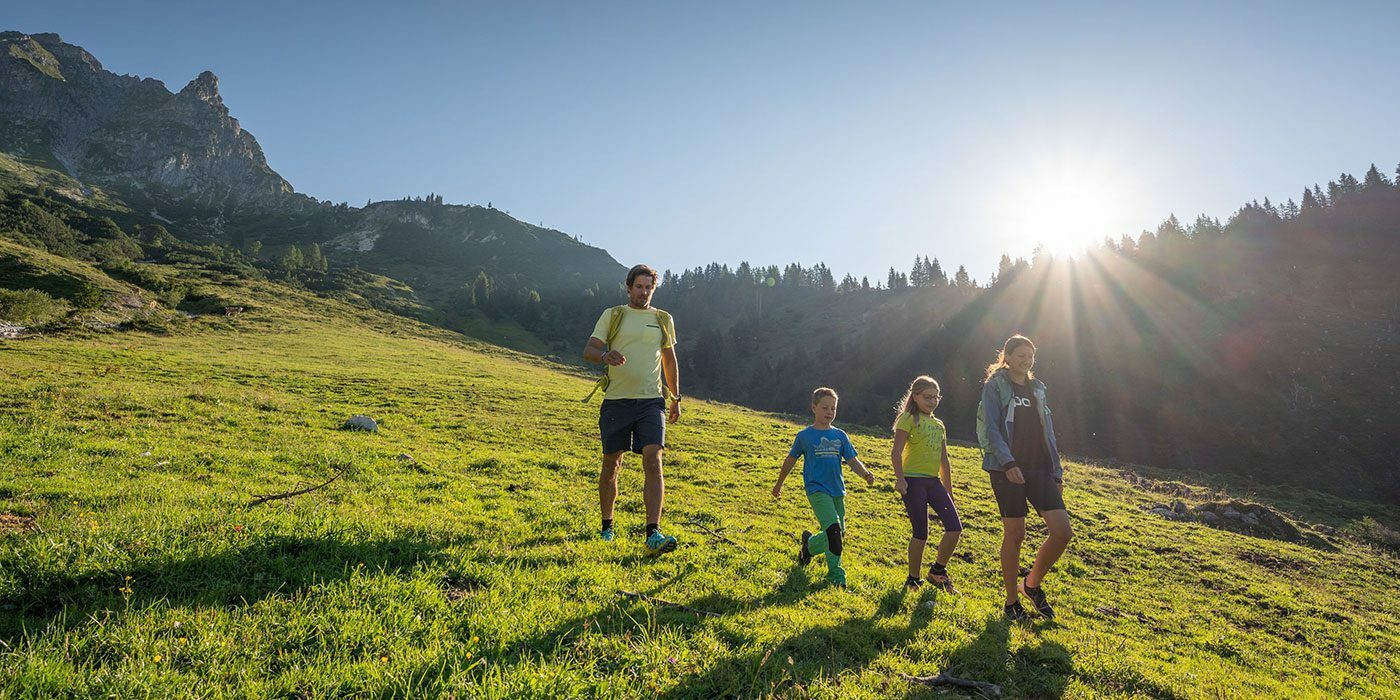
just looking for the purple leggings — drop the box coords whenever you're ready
[903,476,962,540]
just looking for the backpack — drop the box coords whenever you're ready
[581,305,675,402]
[975,373,1012,454]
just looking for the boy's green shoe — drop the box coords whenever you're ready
[600,527,615,541]
[645,530,678,554]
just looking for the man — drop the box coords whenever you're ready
[583,264,682,553]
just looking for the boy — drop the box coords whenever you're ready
[772,387,875,586]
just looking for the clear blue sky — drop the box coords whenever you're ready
[9,2,1399,281]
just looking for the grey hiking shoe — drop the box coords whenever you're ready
[798,530,813,566]
[1020,579,1055,618]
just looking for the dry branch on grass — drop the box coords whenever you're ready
[683,518,747,549]
[618,590,720,617]
[899,672,1002,697]
[247,471,344,507]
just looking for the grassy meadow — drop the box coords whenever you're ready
[1,276,1398,698]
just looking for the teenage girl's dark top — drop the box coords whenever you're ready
[1009,380,1051,471]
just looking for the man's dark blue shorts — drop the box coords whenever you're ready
[600,397,666,455]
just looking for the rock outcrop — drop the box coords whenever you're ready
[0,31,301,212]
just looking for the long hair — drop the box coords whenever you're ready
[984,334,1036,382]
[893,375,939,430]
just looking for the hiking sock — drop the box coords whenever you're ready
[601,519,613,532]
[646,523,659,537]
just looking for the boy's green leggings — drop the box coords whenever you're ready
[806,492,846,584]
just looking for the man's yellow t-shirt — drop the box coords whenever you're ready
[591,306,676,400]
[894,411,946,478]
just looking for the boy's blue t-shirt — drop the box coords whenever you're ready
[789,426,858,497]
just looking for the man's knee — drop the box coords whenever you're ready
[600,453,625,481]
[641,446,664,474]
[826,523,844,556]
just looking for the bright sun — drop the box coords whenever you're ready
[997,150,1140,259]
[1022,179,1115,256]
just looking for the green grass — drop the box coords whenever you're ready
[1,276,1397,698]
[6,39,64,82]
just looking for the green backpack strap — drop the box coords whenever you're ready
[581,306,627,402]
[582,306,676,402]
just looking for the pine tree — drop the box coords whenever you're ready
[1301,187,1321,212]
[280,245,304,272]
[304,243,327,273]
[952,265,972,290]
[929,257,947,287]
[1363,164,1391,190]
[1192,215,1223,238]
[910,256,927,287]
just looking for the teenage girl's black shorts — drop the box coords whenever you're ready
[989,467,1065,518]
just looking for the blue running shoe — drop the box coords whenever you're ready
[600,527,615,541]
[645,530,678,554]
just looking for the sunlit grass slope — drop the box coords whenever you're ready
[1,279,1397,698]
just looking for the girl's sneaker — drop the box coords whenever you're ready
[928,565,958,594]
[904,576,924,590]
[600,527,615,541]
[645,530,678,554]
[1020,579,1055,618]
[1004,601,1030,621]
[798,531,813,566]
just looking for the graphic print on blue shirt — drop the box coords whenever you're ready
[789,427,858,497]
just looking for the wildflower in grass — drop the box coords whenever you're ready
[465,651,473,659]
[153,654,162,663]
[667,656,677,664]
[380,655,389,663]
[232,524,244,533]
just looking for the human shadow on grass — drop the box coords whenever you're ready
[423,564,835,690]
[655,584,940,699]
[0,532,466,641]
[901,615,1073,700]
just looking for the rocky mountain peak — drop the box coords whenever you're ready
[178,70,223,107]
[0,30,305,214]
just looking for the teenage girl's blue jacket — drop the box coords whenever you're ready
[980,368,1064,482]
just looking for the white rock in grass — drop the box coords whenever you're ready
[342,415,379,432]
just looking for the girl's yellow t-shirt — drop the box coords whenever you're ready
[894,411,946,478]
